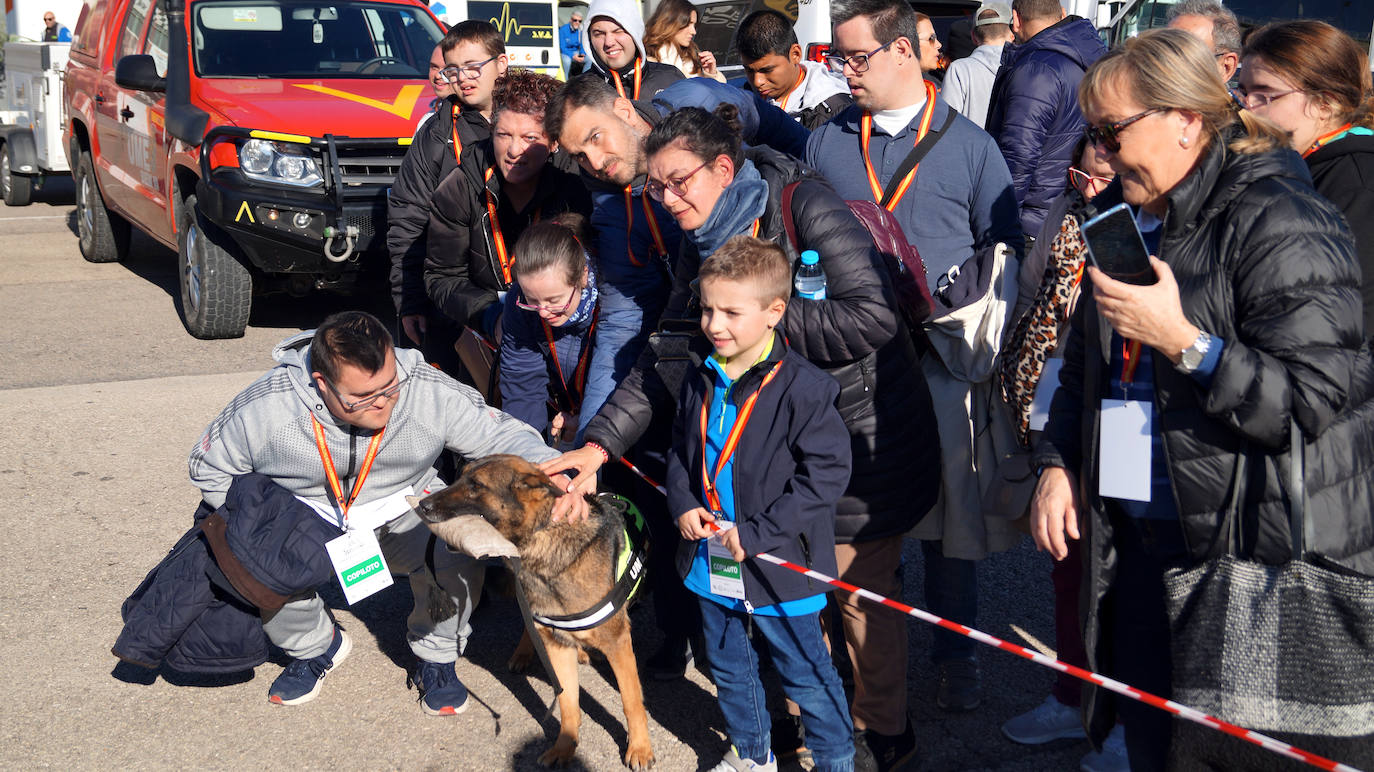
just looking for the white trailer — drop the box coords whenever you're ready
[0,41,70,206]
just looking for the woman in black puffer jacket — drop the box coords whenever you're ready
[1031,30,1371,771]
[562,104,941,741]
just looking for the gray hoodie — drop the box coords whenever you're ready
[189,331,556,510]
[941,42,1005,129]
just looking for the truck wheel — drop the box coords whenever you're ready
[74,151,131,262]
[177,195,252,339]
[2,146,33,206]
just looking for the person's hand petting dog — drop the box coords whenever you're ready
[549,473,591,522]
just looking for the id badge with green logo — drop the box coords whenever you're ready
[325,528,393,605]
[707,520,746,600]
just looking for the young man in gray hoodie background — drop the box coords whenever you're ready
[941,2,1015,129]
[580,0,683,100]
[188,312,584,713]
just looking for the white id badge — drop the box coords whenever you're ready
[325,527,394,605]
[1029,358,1065,432]
[1098,399,1152,502]
[706,521,746,600]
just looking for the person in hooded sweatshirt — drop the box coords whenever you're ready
[942,2,1015,129]
[985,0,1107,243]
[581,0,683,102]
[735,9,852,131]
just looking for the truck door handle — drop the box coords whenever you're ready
[121,107,135,121]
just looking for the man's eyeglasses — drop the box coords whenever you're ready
[515,289,579,315]
[645,160,711,202]
[324,374,406,411]
[1068,167,1112,194]
[1084,107,1164,152]
[824,39,894,75]
[440,54,499,84]
[44,16,55,21]
[1233,86,1302,109]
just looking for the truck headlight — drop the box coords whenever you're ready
[238,139,323,188]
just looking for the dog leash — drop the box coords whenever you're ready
[614,457,1365,772]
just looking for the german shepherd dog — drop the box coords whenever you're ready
[413,455,653,770]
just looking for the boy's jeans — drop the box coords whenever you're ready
[697,596,855,772]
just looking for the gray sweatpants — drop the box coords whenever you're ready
[261,509,484,663]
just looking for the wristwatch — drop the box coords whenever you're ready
[1177,331,1213,374]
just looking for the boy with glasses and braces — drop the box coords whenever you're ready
[188,311,587,712]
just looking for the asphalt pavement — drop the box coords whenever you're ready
[0,180,1089,771]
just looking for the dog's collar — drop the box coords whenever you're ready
[531,494,648,631]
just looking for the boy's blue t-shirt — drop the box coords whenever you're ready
[683,338,827,617]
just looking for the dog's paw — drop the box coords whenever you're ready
[577,648,590,666]
[623,741,654,771]
[538,737,578,767]
[507,648,534,673]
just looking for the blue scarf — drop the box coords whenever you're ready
[562,259,599,329]
[685,159,769,259]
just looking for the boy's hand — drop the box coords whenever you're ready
[716,526,746,562]
[677,507,716,540]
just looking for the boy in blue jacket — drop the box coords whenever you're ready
[666,236,856,772]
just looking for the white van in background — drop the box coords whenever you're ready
[429,0,564,75]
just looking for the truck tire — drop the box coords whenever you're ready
[74,151,131,262]
[2,145,33,206]
[177,195,252,339]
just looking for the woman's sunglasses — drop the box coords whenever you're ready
[1083,107,1163,152]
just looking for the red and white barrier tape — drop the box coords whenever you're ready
[614,456,1365,772]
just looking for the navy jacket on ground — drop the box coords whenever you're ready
[985,16,1107,238]
[113,474,342,673]
[667,335,851,606]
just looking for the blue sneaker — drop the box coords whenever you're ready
[268,626,351,705]
[409,660,470,716]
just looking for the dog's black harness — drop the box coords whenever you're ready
[531,494,649,631]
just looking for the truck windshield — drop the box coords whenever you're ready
[192,1,444,78]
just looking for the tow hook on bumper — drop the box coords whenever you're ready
[323,224,359,263]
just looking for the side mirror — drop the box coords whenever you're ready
[115,54,166,92]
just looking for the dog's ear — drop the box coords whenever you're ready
[512,471,563,524]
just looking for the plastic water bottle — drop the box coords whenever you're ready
[794,250,827,300]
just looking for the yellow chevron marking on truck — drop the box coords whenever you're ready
[249,130,311,143]
[235,201,256,224]
[291,83,426,119]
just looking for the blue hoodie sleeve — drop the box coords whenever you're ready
[652,79,809,159]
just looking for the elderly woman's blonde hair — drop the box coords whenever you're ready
[1079,28,1288,155]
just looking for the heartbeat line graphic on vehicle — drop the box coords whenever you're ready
[485,2,554,41]
[291,84,426,119]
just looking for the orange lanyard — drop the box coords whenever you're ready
[311,417,385,527]
[624,187,669,267]
[541,305,598,411]
[776,65,805,112]
[1120,338,1143,388]
[611,60,642,100]
[485,167,542,285]
[1303,122,1354,159]
[450,104,464,165]
[698,359,783,513]
[860,80,937,210]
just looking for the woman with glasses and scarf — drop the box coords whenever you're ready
[1239,20,1374,335]
[634,104,941,760]
[498,214,604,447]
[1030,29,1368,771]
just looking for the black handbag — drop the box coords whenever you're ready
[1163,422,1374,737]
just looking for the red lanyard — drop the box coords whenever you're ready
[776,65,805,112]
[611,60,643,100]
[698,359,783,513]
[1303,122,1354,159]
[311,417,385,526]
[1120,338,1143,387]
[450,104,463,165]
[860,80,937,210]
[624,187,669,267]
[541,305,598,412]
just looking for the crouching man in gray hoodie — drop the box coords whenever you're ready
[188,311,585,712]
